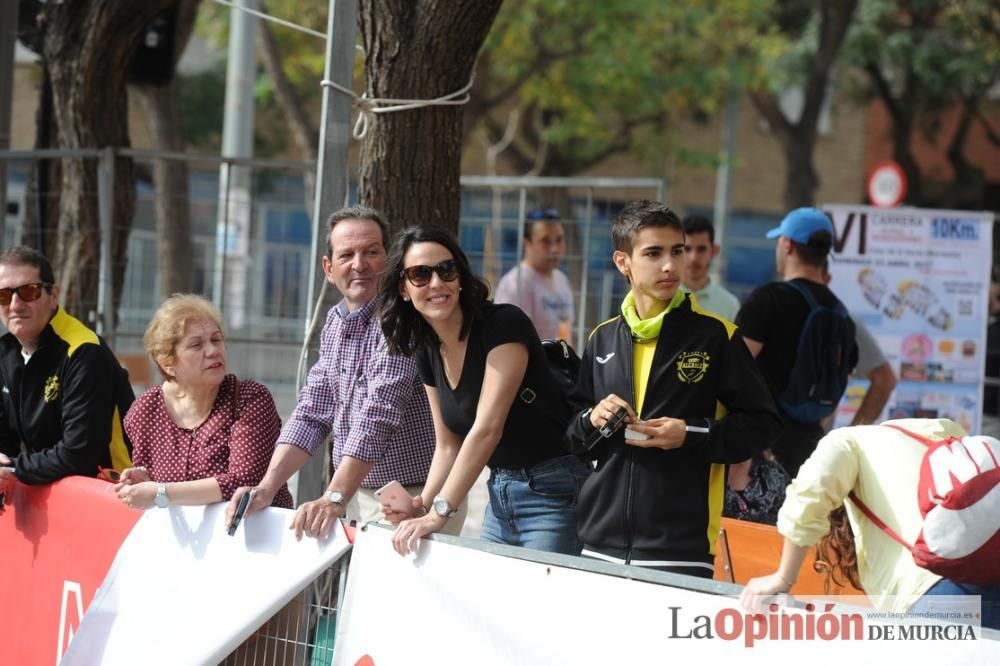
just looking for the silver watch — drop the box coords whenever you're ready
[432,495,457,518]
[154,483,169,508]
[324,490,346,507]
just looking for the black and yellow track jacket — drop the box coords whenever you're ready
[566,293,781,568]
[0,308,134,484]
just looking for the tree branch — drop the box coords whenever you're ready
[750,90,795,145]
[257,8,318,163]
[976,109,1000,147]
[799,0,858,133]
[864,61,904,128]
[481,113,535,173]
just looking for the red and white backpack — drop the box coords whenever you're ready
[848,423,1000,585]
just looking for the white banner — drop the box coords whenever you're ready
[825,205,994,433]
[62,503,351,666]
[334,527,999,665]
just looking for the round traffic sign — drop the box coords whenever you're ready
[867,161,907,208]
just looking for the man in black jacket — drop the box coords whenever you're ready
[0,247,133,494]
[567,201,781,578]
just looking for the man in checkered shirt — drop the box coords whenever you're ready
[228,206,466,538]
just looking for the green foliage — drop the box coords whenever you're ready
[185,0,802,169]
[191,0,331,156]
[479,0,789,170]
[175,62,226,151]
[845,0,999,111]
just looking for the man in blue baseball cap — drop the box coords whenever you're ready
[734,208,857,478]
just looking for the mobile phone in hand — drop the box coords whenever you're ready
[374,480,417,516]
[599,406,629,438]
[228,488,256,536]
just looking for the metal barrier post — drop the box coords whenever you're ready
[577,187,594,349]
[96,147,115,342]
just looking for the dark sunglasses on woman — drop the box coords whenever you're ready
[401,260,460,287]
[0,282,52,306]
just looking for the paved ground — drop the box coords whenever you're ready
[459,469,489,538]
[981,414,1000,438]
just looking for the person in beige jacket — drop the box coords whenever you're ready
[741,418,999,623]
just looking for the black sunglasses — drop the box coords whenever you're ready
[0,282,53,307]
[401,260,460,287]
[526,208,560,220]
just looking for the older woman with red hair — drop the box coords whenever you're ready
[114,294,291,510]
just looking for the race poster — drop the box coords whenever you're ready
[824,205,994,434]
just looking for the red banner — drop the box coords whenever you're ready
[0,477,140,665]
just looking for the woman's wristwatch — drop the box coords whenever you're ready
[432,495,457,518]
[154,483,169,508]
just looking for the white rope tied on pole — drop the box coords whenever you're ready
[212,0,328,39]
[320,76,475,139]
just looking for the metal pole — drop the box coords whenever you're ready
[96,148,115,342]
[576,188,594,349]
[514,187,526,304]
[304,0,357,323]
[298,0,357,506]
[212,162,233,312]
[0,0,18,248]
[713,82,740,279]
[214,0,258,329]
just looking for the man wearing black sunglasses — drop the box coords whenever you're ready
[494,208,575,342]
[0,246,133,495]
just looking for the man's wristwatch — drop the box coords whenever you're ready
[154,483,169,508]
[324,490,346,508]
[432,495,457,518]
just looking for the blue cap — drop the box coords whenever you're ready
[765,208,834,244]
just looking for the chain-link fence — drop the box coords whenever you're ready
[1,150,664,417]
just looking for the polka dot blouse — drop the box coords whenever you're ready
[125,374,293,508]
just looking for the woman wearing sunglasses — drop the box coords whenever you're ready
[114,294,292,511]
[377,225,590,556]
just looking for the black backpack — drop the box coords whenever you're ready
[540,338,581,395]
[777,280,855,423]
[519,338,581,407]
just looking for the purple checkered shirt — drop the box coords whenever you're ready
[278,299,434,488]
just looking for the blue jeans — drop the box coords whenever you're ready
[917,578,1000,630]
[481,454,591,556]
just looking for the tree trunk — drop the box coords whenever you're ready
[139,83,195,299]
[137,0,201,301]
[21,64,60,254]
[35,1,176,323]
[892,115,924,206]
[358,0,503,236]
[750,0,858,210]
[782,131,819,210]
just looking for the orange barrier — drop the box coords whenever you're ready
[714,517,865,596]
[0,476,141,665]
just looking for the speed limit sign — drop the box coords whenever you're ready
[867,161,907,208]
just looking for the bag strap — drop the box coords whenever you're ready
[847,490,915,553]
[881,423,938,448]
[780,279,820,310]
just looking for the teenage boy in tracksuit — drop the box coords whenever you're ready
[566,200,781,578]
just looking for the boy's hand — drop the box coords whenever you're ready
[623,417,686,450]
[589,394,637,429]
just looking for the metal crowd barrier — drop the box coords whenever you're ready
[219,553,351,666]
